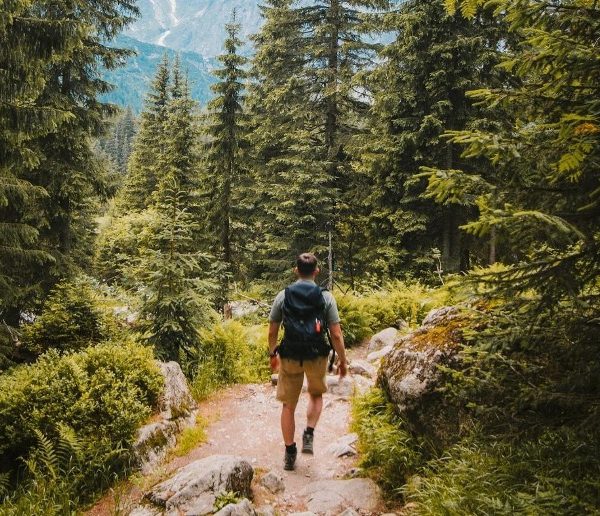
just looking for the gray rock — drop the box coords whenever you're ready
[325,375,372,399]
[158,361,196,419]
[338,509,360,516]
[421,305,460,328]
[366,344,393,363]
[256,506,276,516]
[348,359,376,378]
[326,433,358,458]
[214,498,256,516]
[289,513,317,516]
[146,455,253,515]
[260,470,285,494]
[379,305,466,449]
[300,478,382,513]
[129,507,160,516]
[133,361,197,474]
[367,327,399,354]
[229,300,261,319]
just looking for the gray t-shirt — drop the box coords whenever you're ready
[269,280,341,324]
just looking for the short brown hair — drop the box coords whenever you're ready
[297,253,318,275]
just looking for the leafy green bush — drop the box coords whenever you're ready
[191,321,270,399]
[351,388,423,497]
[21,276,123,355]
[0,341,163,484]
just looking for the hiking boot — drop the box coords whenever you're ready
[284,446,297,470]
[302,429,314,454]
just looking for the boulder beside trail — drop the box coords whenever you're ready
[378,305,468,448]
[133,361,197,474]
[300,478,382,514]
[145,455,253,515]
[366,327,399,354]
[213,498,257,516]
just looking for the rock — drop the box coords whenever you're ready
[256,506,276,516]
[338,509,360,516]
[421,305,460,328]
[229,300,261,319]
[133,361,197,474]
[158,361,196,419]
[326,433,358,458]
[260,470,285,494]
[379,305,467,449]
[146,455,253,515]
[289,513,317,516]
[348,359,376,378]
[367,344,393,363]
[367,327,399,354]
[325,375,372,399]
[214,498,256,516]
[300,478,382,513]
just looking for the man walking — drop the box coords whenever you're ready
[268,253,347,470]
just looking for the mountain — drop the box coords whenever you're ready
[124,0,261,57]
[101,34,218,113]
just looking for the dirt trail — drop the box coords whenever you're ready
[88,344,385,515]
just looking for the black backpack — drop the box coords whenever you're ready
[279,282,331,361]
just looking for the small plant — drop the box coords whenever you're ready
[214,490,240,510]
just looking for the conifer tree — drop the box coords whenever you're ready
[0,0,137,326]
[117,54,171,212]
[360,0,508,278]
[249,0,386,281]
[204,14,249,291]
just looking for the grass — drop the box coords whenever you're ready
[171,414,209,457]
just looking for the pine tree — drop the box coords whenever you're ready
[360,0,509,278]
[249,0,386,282]
[204,14,249,293]
[117,54,171,212]
[0,0,137,327]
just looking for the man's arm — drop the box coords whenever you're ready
[268,321,280,371]
[328,322,347,377]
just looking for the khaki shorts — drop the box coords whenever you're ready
[276,356,328,405]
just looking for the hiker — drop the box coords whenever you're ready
[268,252,348,471]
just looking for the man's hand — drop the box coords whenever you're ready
[270,355,280,372]
[338,359,347,379]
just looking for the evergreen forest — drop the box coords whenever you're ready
[0,0,598,513]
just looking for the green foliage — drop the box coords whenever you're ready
[172,414,209,457]
[190,321,270,400]
[406,430,600,515]
[337,282,453,345]
[351,388,423,497]
[21,277,121,355]
[0,342,163,485]
[214,490,241,511]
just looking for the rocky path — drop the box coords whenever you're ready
[88,337,401,516]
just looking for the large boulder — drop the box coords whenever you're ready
[366,327,399,354]
[146,455,254,515]
[378,305,467,448]
[133,361,197,474]
[214,498,257,516]
[300,478,382,514]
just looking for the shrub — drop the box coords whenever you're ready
[191,321,270,399]
[21,276,122,355]
[351,388,423,497]
[0,341,163,483]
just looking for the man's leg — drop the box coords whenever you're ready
[306,393,323,428]
[281,401,297,445]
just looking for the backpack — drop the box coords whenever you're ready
[279,282,331,361]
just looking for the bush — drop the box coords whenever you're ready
[21,276,123,355]
[191,321,270,400]
[337,281,453,345]
[0,341,163,483]
[351,388,423,497]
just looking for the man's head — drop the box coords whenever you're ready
[295,252,319,279]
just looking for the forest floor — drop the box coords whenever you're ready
[88,342,399,515]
